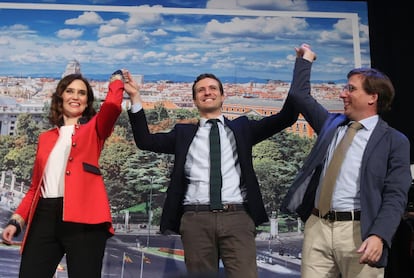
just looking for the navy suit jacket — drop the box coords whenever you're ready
[127,69,311,234]
[281,58,412,267]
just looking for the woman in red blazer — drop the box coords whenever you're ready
[1,71,125,277]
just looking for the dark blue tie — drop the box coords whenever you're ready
[208,119,223,210]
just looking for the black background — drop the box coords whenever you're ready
[363,0,413,162]
[362,2,413,277]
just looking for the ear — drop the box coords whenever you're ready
[368,93,378,105]
[221,93,226,105]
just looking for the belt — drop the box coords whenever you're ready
[312,208,360,221]
[183,204,246,213]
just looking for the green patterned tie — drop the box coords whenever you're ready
[318,121,363,216]
[208,119,223,210]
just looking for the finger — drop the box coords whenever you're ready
[1,239,12,246]
[122,70,131,83]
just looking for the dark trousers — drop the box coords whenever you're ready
[180,210,258,278]
[19,197,109,278]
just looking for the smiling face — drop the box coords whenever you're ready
[193,77,225,118]
[339,73,378,121]
[62,79,88,125]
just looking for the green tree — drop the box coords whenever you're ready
[15,113,42,145]
[252,130,316,214]
[1,114,41,185]
[99,126,136,211]
[0,135,15,172]
[42,101,53,130]
[172,108,199,121]
[3,144,36,184]
[146,103,169,124]
[115,110,134,141]
[253,139,280,161]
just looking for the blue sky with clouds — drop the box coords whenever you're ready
[0,0,369,82]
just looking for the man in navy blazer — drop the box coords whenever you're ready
[281,44,412,278]
[122,68,302,277]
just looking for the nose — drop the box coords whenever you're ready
[339,89,348,99]
[73,90,83,99]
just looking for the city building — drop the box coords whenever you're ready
[0,95,44,136]
[62,59,81,78]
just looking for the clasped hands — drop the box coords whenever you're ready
[117,69,139,97]
[296,43,317,62]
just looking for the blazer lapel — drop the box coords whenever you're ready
[361,119,388,162]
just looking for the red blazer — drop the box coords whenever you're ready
[13,79,124,253]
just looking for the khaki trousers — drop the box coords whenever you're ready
[301,214,384,278]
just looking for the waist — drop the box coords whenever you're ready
[184,203,246,213]
[38,197,63,206]
[312,207,360,221]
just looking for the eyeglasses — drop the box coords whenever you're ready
[342,84,357,93]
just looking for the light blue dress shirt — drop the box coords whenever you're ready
[316,115,378,211]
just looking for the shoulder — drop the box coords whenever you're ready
[40,127,58,137]
[372,119,410,150]
[378,119,408,139]
[225,115,248,124]
[174,122,198,130]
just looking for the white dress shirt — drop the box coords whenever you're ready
[183,116,244,205]
[42,125,74,198]
[130,103,244,205]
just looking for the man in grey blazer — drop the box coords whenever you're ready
[122,67,302,277]
[281,44,412,278]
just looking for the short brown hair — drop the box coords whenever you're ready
[347,68,395,115]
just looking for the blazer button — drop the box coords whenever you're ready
[72,142,77,147]
[68,157,73,161]
[66,170,71,175]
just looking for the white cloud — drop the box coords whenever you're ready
[97,29,149,47]
[56,28,84,39]
[0,24,36,37]
[204,17,308,39]
[206,0,308,11]
[316,18,369,46]
[0,2,370,80]
[151,29,167,36]
[0,36,11,46]
[98,18,126,37]
[165,53,201,64]
[8,24,31,31]
[143,51,168,60]
[65,11,104,26]
[126,6,163,27]
[111,48,141,61]
[332,57,349,65]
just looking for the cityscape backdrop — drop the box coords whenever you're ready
[0,1,370,277]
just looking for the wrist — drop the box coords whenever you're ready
[7,219,22,237]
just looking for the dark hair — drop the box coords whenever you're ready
[191,73,224,99]
[48,74,96,127]
[347,68,395,115]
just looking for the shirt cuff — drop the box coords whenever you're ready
[130,102,143,113]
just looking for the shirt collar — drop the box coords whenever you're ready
[354,115,378,131]
[200,115,225,127]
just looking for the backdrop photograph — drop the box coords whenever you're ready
[0,1,369,277]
